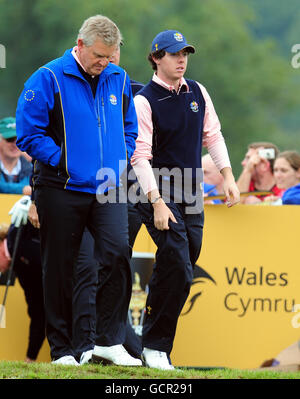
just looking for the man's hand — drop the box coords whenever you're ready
[9,195,32,227]
[221,167,240,207]
[243,149,261,174]
[28,203,40,229]
[152,198,177,230]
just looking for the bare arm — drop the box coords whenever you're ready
[220,167,240,207]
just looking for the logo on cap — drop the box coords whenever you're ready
[174,32,184,42]
[6,123,16,129]
[109,94,117,105]
[190,101,199,112]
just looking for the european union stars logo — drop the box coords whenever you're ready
[24,89,35,102]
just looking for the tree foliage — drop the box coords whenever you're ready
[0,0,299,175]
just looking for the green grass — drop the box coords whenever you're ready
[0,360,300,379]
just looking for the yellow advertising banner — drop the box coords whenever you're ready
[172,204,300,369]
[1,194,300,369]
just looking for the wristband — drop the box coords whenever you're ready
[151,196,162,204]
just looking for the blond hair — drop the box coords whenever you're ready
[77,15,123,47]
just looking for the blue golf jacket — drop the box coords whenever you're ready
[16,49,138,194]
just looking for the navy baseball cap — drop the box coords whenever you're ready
[151,30,195,54]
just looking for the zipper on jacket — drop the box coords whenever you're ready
[96,94,103,170]
[85,81,104,174]
[101,97,107,135]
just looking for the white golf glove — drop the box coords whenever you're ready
[9,195,32,228]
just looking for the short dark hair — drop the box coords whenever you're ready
[147,50,166,70]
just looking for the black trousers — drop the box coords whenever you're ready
[72,229,97,360]
[72,201,143,360]
[137,200,204,354]
[7,224,46,360]
[35,186,131,360]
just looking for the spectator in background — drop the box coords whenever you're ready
[0,117,31,195]
[202,153,224,204]
[273,151,300,205]
[237,142,283,204]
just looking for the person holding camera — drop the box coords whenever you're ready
[237,142,284,204]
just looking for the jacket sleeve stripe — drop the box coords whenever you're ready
[40,66,70,188]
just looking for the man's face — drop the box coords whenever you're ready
[241,148,256,169]
[154,49,189,84]
[0,136,21,160]
[77,38,117,76]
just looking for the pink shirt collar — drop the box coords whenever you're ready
[152,73,189,93]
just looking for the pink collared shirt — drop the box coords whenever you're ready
[131,73,231,195]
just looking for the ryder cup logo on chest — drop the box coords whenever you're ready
[190,100,199,113]
[109,94,117,105]
[174,32,184,42]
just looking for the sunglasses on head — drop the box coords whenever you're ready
[5,137,17,143]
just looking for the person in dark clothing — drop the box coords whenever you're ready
[16,15,141,366]
[0,221,45,362]
[131,29,240,370]
[72,45,144,364]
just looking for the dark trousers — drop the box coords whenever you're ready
[35,186,131,360]
[7,224,46,360]
[137,200,204,354]
[72,201,143,360]
[72,229,97,360]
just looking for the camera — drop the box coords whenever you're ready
[258,148,275,160]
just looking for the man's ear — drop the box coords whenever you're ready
[77,39,84,51]
[296,168,300,180]
[152,55,160,67]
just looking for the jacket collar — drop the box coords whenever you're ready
[61,48,121,82]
